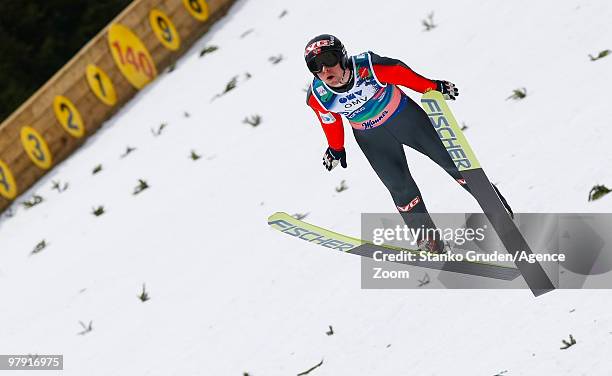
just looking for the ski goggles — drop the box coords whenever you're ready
[307,51,341,73]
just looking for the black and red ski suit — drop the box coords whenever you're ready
[306,51,511,231]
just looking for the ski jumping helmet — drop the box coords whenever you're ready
[304,34,349,74]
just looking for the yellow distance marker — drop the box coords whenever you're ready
[183,0,209,22]
[108,24,157,89]
[53,95,85,138]
[0,159,18,200]
[150,9,181,51]
[86,64,117,106]
[20,126,53,170]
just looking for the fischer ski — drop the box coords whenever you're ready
[421,90,555,296]
[268,212,521,281]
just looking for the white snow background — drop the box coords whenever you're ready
[1,0,612,374]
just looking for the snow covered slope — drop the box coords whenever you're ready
[1,0,611,374]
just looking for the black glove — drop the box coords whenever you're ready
[323,147,347,171]
[435,80,459,100]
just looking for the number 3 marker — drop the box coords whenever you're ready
[20,126,53,170]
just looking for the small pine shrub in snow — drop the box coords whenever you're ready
[243,115,261,127]
[224,77,238,93]
[139,284,150,302]
[506,88,527,100]
[77,321,93,335]
[92,164,103,174]
[51,180,69,192]
[212,76,238,101]
[240,29,254,39]
[588,49,610,61]
[588,185,610,201]
[120,146,136,158]
[199,45,218,57]
[190,150,201,160]
[31,240,47,255]
[297,359,323,376]
[151,123,167,136]
[560,334,576,349]
[92,206,105,216]
[133,179,149,195]
[418,273,431,287]
[22,195,43,209]
[335,180,348,193]
[268,55,283,64]
[422,12,437,31]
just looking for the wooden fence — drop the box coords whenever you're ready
[0,0,235,213]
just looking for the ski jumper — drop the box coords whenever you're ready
[306,51,474,217]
